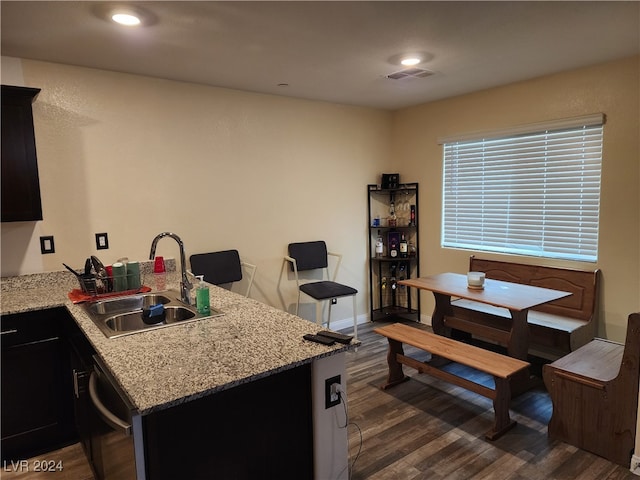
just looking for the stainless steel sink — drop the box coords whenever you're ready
[87,294,173,316]
[83,290,223,338]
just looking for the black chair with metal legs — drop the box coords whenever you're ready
[190,250,256,297]
[285,240,358,340]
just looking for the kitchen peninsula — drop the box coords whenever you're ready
[1,266,354,479]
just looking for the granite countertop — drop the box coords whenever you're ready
[1,267,356,415]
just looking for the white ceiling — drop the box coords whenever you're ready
[2,1,639,110]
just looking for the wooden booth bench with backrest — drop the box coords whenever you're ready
[543,312,640,468]
[449,256,600,359]
[375,323,530,440]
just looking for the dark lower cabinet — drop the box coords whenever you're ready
[1,308,77,461]
[142,364,314,480]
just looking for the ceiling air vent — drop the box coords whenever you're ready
[387,68,434,80]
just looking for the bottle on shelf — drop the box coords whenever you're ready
[375,230,384,258]
[400,233,408,258]
[399,263,407,289]
[389,235,399,258]
[388,201,397,227]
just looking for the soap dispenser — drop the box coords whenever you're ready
[195,275,210,315]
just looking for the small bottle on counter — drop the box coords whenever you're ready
[196,275,210,315]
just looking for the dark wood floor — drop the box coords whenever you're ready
[4,320,637,479]
[1,442,93,480]
[344,320,636,480]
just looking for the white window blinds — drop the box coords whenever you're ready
[441,114,603,262]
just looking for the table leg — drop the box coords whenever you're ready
[431,292,452,337]
[508,309,534,395]
[380,338,410,390]
[426,293,456,366]
[507,309,530,360]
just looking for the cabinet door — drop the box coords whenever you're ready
[143,364,313,479]
[1,85,43,222]
[1,310,76,461]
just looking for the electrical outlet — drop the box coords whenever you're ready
[40,235,55,254]
[325,375,341,409]
[95,232,109,250]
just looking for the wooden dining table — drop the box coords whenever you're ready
[398,272,571,361]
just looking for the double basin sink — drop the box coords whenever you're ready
[83,289,223,338]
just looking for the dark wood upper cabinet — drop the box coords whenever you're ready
[1,85,43,222]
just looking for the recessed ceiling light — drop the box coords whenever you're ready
[401,57,422,66]
[388,52,433,67]
[92,4,158,27]
[111,12,141,26]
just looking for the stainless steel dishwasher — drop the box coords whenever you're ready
[88,358,137,480]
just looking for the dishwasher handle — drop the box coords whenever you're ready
[89,371,132,436]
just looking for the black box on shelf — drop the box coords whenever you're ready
[381,173,399,189]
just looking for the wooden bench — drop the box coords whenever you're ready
[449,256,600,359]
[543,312,640,467]
[374,322,530,440]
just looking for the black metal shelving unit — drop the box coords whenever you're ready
[367,183,420,322]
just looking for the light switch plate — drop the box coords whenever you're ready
[95,232,109,250]
[40,235,55,254]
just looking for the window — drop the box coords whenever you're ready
[441,114,603,262]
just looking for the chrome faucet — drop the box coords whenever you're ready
[149,232,193,305]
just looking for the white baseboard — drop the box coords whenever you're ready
[631,454,640,476]
[329,313,369,332]
[328,313,432,332]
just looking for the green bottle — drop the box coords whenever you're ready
[195,275,210,315]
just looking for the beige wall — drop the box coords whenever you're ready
[0,58,392,321]
[391,55,640,343]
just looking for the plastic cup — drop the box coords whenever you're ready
[467,271,486,287]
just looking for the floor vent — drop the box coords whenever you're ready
[387,68,434,80]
